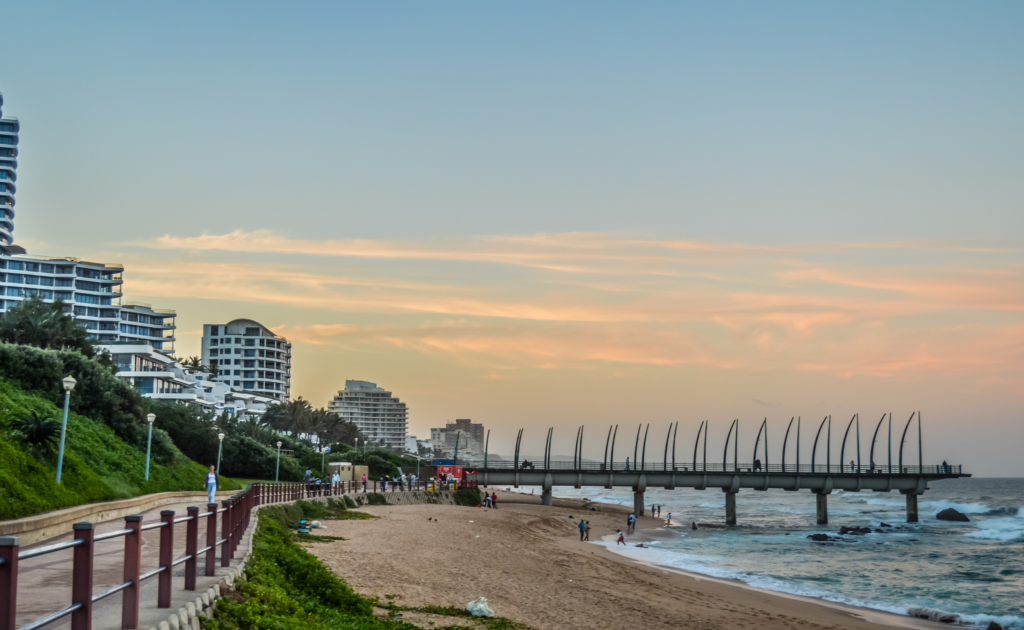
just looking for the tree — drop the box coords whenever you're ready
[261,398,313,438]
[0,297,95,357]
[181,356,207,373]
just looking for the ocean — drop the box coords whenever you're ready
[517,478,1023,628]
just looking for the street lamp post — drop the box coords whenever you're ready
[275,441,282,483]
[55,376,77,484]
[321,446,326,474]
[216,432,225,477]
[144,413,156,481]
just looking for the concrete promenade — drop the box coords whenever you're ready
[12,495,253,630]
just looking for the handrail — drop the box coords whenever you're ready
[140,521,168,531]
[16,603,82,630]
[140,565,166,581]
[171,553,192,567]
[94,528,133,542]
[91,580,131,603]
[173,515,195,524]
[18,538,83,560]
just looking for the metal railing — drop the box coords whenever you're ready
[0,478,475,630]
[452,460,963,475]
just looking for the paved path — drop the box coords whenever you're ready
[14,496,253,630]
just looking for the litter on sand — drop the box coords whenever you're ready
[466,597,495,618]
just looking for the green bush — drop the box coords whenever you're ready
[452,488,482,507]
[342,495,356,509]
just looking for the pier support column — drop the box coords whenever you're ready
[905,492,919,523]
[634,491,645,517]
[541,491,552,506]
[816,492,828,525]
[724,492,737,525]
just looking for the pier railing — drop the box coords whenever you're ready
[457,460,963,475]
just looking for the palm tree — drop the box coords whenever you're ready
[181,356,207,372]
[0,297,95,357]
[11,410,62,450]
[262,398,313,438]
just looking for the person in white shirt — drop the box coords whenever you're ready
[205,465,219,504]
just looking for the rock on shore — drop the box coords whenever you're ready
[935,508,970,522]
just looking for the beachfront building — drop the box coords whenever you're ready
[200,319,291,400]
[0,92,19,251]
[328,380,408,451]
[99,343,277,418]
[0,255,178,351]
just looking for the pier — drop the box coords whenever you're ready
[464,412,970,524]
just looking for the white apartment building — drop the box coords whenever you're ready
[0,255,177,351]
[201,319,291,400]
[328,380,408,451]
[100,343,277,418]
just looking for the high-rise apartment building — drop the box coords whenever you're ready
[328,380,408,451]
[201,319,291,400]
[0,92,18,250]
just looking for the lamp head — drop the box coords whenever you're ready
[146,413,156,424]
[63,375,77,392]
[218,433,225,441]
[277,441,282,448]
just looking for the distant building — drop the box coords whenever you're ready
[99,343,277,418]
[430,419,486,456]
[0,92,19,250]
[328,380,408,451]
[201,319,291,400]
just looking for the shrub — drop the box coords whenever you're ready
[453,487,482,507]
[365,492,389,506]
[10,410,61,450]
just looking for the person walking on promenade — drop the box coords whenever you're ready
[205,465,219,504]
[579,519,586,541]
[617,529,626,546]
[491,492,498,509]
[584,521,591,541]
[625,457,630,471]
[362,473,367,492]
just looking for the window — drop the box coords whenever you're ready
[210,349,218,356]
[210,326,219,336]
[55,279,72,287]
[6,287,22,297]
[244,339,255,347]
[7,261,22,271]
[77,294,100,304]
[233,380,240,386]
[6,274,22,284]
[243,382,254,390]
[210,338,219,346]
[243,360,255,368]
[233,369,240,375]
[235,338,242,344]
[25,263,37,272]
[234,348,241,354]
[243,350,255,357]
[24,276,38,286]
[40,264,54,273]
[55,291,72,300]
[39,277,53,287]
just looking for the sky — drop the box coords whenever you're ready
[2,2,1022,475]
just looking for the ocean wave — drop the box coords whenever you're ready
[595,541,1022,628]
[919,499,992,515]
[964,509,1024,542]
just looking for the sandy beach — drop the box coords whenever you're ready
[307,491,949,630]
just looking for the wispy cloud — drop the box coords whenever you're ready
[121,230,1024,381]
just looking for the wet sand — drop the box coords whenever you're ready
[307,491,947,630]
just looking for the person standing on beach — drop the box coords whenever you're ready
[617,529,625,545]
[579,519,586,541]
[625,457,630,471]
[491,492,498,508]
[627,513,635,533]
[666,512,671,526]
[584,521,591,541]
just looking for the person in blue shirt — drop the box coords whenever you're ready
[579,519,586,541]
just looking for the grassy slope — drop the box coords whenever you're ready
[0,378,238,520]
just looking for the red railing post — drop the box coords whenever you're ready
[158,511,174,608]
[220,501,231,567]
[205,503,217,576]
[0,536,19,630]
[71,522,95,630]
[122,515,143,629]
[185,507,198,591]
